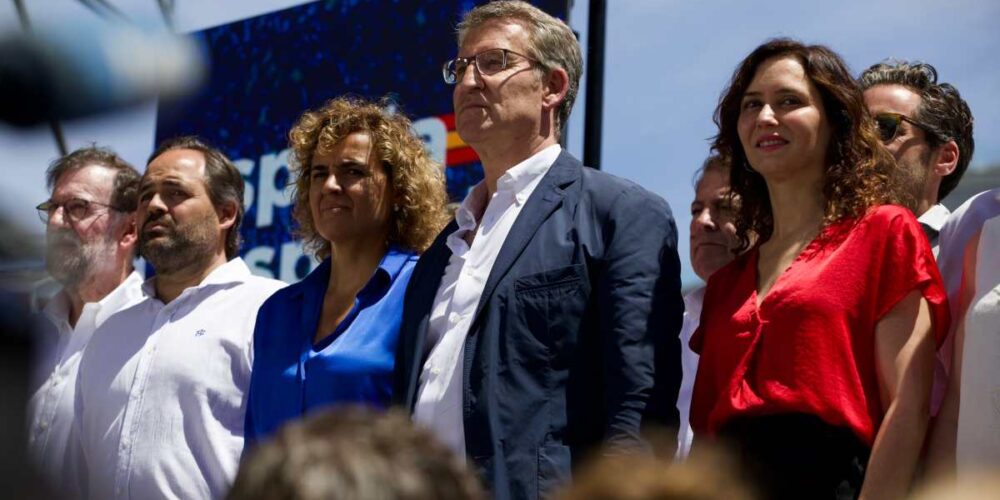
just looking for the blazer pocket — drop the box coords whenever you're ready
[514,264,585,294]
[513,265,588,356]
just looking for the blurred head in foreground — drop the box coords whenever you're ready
[227,407,484,500]
[555,438,756,500]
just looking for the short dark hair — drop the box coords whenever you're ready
[46,145,140,212]
[227,407,485,500]
[859,61,975,201]
[147,136,244,259]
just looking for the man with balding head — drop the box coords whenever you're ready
[73,137,284,500]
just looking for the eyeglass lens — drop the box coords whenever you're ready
[37,199,96,223]
[444,49,508,84]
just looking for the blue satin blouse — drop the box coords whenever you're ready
[245,247,417,443]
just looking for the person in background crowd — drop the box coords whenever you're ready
[28,146,143,492]
[677,154,738,458]
[393,2,684,498]
[859,61,974,252]
[73,137,285,499]
[229,407,484,500]
[926,188,1000,478]
[244,96,449,444]
[691,39,949,499]
[859,60,976,435]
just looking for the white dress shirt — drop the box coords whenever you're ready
[73,258,284,500]
[413,144,561,456]
[956,213,1000,475]
[28,271,144,482]
[918,202,950,255]
[676,286,704,459]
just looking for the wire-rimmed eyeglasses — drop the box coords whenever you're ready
[442,48,538,84]
[35,197,120,224]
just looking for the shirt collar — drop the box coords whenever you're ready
[42,270,144,331]
[93,271,144,327]
[918,203,951,233]
[447,144,561,255]
[496,144,561,204]
[360,246,415,298]
[41,288,71,329]
[141,257,254,299]
[304,247,416,299]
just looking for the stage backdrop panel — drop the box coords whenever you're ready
[155,0,568,283]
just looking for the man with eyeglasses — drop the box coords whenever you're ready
[393,2,683,498]
[28,146,144,492]
[860,61,975,251]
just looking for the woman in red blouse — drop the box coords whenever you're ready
[690,39,949,499]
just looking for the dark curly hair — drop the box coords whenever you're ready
[713,38,899,252]
[859,60,975,201]
[288,96,449,258]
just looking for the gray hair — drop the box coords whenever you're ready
[457,0,583,131]
[859,60,975,201]
[46,145,140,212]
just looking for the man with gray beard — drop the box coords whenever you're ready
[73,136,284,500]
[28,146,143,492]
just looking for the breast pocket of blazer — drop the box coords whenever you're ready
[513,264,590,358]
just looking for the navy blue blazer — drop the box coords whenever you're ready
[393,152,684,499]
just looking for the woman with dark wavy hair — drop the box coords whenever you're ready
[690,39,949,499]
[245,96,449,443]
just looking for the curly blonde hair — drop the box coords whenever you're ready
[288,96,449,258]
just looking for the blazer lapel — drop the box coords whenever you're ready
[471,151,580,323]
[401,220,457,408]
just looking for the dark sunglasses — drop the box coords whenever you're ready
[873,112,932,143]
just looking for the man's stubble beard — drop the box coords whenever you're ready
[139,212,220,276]
[894,149,933,207]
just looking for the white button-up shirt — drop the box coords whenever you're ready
[919,202,950,255]
[73,258,284,500]
[676,286,704,459]
[28,271,144,482]
[413,144,560,456]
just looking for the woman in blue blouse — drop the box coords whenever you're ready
[245,96,449,443]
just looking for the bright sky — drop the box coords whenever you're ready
[2,0,998,287]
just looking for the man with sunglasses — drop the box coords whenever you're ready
[393,2,683,499]
[861,61,976,431]
[860,61,975,251]
[28,146,143,492]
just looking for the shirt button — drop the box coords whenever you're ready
[39,421,48,430]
